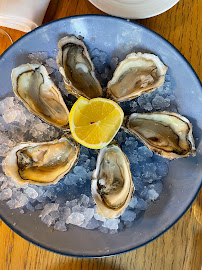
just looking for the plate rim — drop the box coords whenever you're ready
[0,14,201,258]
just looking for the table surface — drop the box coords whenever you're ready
[0,0,201,269]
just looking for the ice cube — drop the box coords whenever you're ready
[129,197,138,208]
[99,226,109,234]
[0,144,11,157]
[135,198,148,210]
[28,51,48,63]
[35,123,49,132]
[45,58,58,69]
[91,48,100,58]
[54,221,67,231]
[137,146,153,161]
[80,194,89,206]
[142,163,157,180]
[39,203,59,219]
[35,203,44,210]
[73,166,87,176]
[143,102,153,111]
[110,57,119,71]
[83,208,94,221]
[72,205,83,213]
[62,207,71,221]
[7,193,28,209]
[50,210,60,220]
[124,220,134,228]
[3,106,26,125]
[103,219,120,230]
[0,188,12,200]
[133,176,144,192]
[121,210,136,222]
[80,146,89,156]
[118,221,124,231]
[0,97,15,114]
[24,187,38,199]
[89,157,96,170]
[92,56,102,73]
[80,208,95,227]
[101,67,110,79]
[58,82,67,94]
[99,51,107,63]
[85,217,99,229]
[42,214,55,227]
[137,94,147,108]
[147,189,159,201]
[152,96,168,110]
[94,212,107,222]
[66,212,85,226]
[156,162,169,177]
[63,174,78,185]
[149,182,163,194]
[26,203,35,212]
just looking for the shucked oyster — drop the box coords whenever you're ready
[57,35,103,99]
[92,143,134,219]
[107,52,168,102]
[5,136,79,186]
[123,112,195,159]
[11,64,69,128]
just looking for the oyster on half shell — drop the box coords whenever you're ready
[57,35,103,99]
[11,64,69,128]
[123,112,195,159]
[107,52,168,102]
[92,143,134,219]
[5,136,79,186]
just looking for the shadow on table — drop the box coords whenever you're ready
[191,189,202,269]
[47,259,125,270]
[191,231,202,270]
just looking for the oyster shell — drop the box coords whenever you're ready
[11,64,69,128]
[57,35,103,99]
[5,136,79,186]
[107,52,168,102]
[123,112,195,159]
[92,143,134,219]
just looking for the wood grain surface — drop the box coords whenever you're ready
[0,0,201,269]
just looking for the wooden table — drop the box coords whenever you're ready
[0,0,201,269]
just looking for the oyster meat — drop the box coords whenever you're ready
[123,112,195,159]
[5,136,79,185]
[107,52,168,102]
[11,64,69,128]
[57,35,103,99]
[92,143,134,219]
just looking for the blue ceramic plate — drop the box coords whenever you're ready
[0,15,201,257]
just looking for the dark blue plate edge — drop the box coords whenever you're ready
[0,14,201,258]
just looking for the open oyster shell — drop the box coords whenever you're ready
[123,112,196,159]
[57,35,103,99]
[92,143,134,219]
[4,136,79,186]
[107,52,168,102]
[11,64,69,128]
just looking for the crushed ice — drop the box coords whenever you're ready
[0,48,174,233]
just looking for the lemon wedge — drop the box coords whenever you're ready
[69,97,124,149]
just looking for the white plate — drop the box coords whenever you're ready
[88,0,180,19]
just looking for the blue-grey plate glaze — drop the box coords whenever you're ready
[0,15,201,257]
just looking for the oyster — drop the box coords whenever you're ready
[107,52,168,102]
[57,35,103,99]
[5,136,79,186]
[92,143,134,219]
[11,64,69,128]
[123,112,195,159]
